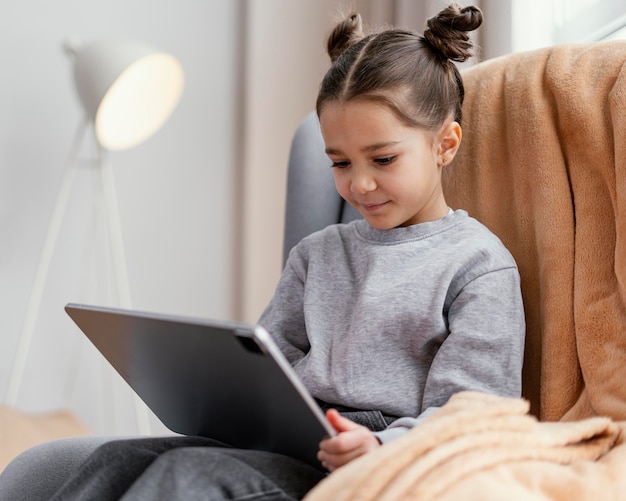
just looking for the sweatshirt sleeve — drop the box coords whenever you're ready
[375,266,526,444]
[257,254,310,365]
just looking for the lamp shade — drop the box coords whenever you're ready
[65,38,184,151]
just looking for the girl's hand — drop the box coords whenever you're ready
[317,409,381,472]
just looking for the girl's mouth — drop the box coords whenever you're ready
[361,201,389,212]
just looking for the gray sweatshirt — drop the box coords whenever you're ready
[258,209,525,443]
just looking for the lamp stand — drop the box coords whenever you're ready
[5,117,151,435]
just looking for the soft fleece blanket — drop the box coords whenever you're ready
[307,41,626,499]
[305,392,623,500]
[445,40,626,423]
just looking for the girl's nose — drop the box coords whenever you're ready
[350,165,377,194]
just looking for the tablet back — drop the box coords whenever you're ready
[65,303,334,468]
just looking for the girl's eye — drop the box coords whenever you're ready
[375,156,395,166]
[331,161,350,169]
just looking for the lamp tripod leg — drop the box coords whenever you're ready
[5,119,89,406]
[98,146,132,308]
[98,146,152,435]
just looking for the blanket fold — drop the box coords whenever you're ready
[304,392,621,501]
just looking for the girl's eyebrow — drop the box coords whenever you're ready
[325,140,401,156]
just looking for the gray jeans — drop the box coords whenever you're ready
[3,408,395,501]
[48,436,326,501]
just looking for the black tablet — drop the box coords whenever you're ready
[65,303,335,468]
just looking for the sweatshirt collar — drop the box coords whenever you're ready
[353,209,467,244]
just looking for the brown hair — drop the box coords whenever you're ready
[316,3,482,129]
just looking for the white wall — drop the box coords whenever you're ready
[0,0,240,434]
[481,0,626,59]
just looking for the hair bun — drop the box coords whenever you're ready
[327,13,366,63]
[423,3,483,62]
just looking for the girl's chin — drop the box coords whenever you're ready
[362,217,398,230]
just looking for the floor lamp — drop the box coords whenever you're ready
[5,38,184,434]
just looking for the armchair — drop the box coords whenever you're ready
[304,40,626,499]
[282,109,360,265]
[290,40,626,425]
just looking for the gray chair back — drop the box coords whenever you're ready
[282,111,360,265]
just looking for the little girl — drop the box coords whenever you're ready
[0,3,525,500]
[262,3,524,474]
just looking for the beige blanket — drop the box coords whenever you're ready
[307,41,626,499]
[305,392,624,501]
[445,40,626,422]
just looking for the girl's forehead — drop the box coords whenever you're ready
[320,102,399,142]
[320,99,403,128]
[320,100,436,152]
[320,96,394,115]
[321,100,437,135]
[320,93,434,131]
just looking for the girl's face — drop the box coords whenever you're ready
[319,99,461,230]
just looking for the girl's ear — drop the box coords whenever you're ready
[437,121,462,166]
